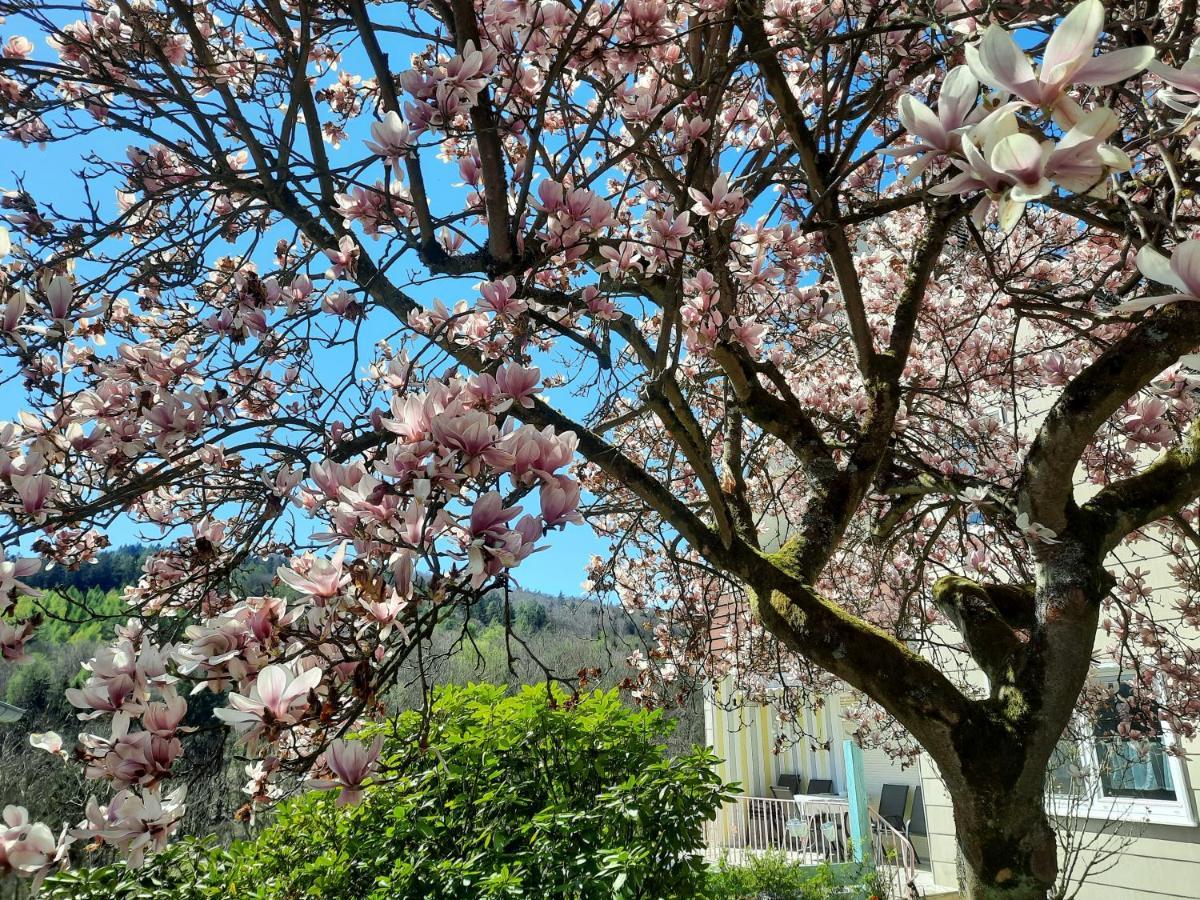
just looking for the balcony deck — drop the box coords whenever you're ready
[703,794,958,898]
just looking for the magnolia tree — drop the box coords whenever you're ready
[2,0,1200,895]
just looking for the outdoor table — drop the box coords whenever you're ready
[791,793,850,861]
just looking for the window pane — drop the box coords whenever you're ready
[1092,678,1177,803]
[1094,737,1176,801]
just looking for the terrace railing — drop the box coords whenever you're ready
[703,793,918,897]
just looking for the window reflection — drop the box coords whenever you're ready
[1048,674,1178,805]
[1092,679,1176,802]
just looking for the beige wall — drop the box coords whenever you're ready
[706,679,1200,896]
[920,744,1200,899]
[713,471,1200,895]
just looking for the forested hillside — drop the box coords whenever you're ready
[0,549,704,864]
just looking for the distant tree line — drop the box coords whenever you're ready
[25,544,148,594]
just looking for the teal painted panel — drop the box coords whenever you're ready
[843,739,871,865]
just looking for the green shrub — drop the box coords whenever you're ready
[39,838,238,900]
[703,851,891,899]
[43,684,730,900]
[4,653,56,711]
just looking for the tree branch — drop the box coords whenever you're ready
[737,0,875,379]
[1019,304,1200,534]
[446,0,514,266]
[346,0,438,249]
[1084,415,1200,553]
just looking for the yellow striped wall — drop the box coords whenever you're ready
[705,680,840,796]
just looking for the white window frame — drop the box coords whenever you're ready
[1048,664,1196,827]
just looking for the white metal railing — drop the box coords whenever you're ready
[703,794,919,897]
[868,806,918,897]
[703,795,852,864]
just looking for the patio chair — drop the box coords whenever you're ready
[875,783,909,832]
[746,796,783,848]
[770,785,795,800]
[805,777,834,795]
[776,773,803,795]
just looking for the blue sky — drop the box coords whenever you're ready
[1,94,609,599]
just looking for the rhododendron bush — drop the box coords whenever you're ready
[1,0,1200,895]
[35,685,729,900]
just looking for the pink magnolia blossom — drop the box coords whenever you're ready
[728,317,766,355]
[689,174,747,223]
[29,731,67,758]
[1148,54,1200,155]
[0,618,35,661]
[478,276,525,317]
[966,0,1152,115]
[502,425,577,484]
[365,110,415,174]
[535,180,615,250]
[431,410,510,471]
[324,235,359,279]
[988,133,1052,200]
[930,106,1130,231]
[540,476,583,528]
[465,372,504,409]
[212,663,323,740]
[11,472,53,520]
[66,674,144,729]
[929,109,1027,228]
[1,37,34,60]
[174,616,260,692]
[75,787,186,868]
[80,729,181,789]
[469,490,522,539]
[360,588,411,641]
[645,208,692,263]
[309,736,384,806]
[597,242,642,278]
[1114,240,1200,313]
[1040,351,1082,386]
[1043,107,1131,195]
[1,806,72,890]
[496,363,540,408]
[242,757,282,810]
[142,695,188,738]
[442,41,497,100]
[1121,397,1173,450]
[277,543,350,604]
[465,492,542,585]
[482,514,543,574]
[44,275,72,321]
[1,289,26,340]
[307,460,367,501]
[1014,512,1061,545]
[883,67,982,181]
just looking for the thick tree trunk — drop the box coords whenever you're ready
[748,546,1108,900]
[934,560,1108,900]
[951,788,1058,899]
